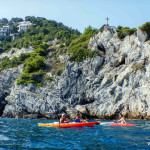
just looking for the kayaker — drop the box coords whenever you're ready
[74,113,87,123]
[115,114,126,124]
[60,114,69,124]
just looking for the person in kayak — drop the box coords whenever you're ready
[74,113,87,123]
[60,114,69,124]
[115,114,126,124]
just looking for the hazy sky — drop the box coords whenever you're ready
[0,0,150,32]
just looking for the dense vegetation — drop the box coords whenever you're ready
[0,16,81,86]
[0,17,23,27]
[68,26,100,62]
[117,26,137,40]
[16,44,49,86]
[0,16,80,53]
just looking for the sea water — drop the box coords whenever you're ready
[0,118,150,150]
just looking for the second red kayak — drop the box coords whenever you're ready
[110,123,136,126]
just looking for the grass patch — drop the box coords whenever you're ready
[51,60,65,76]
[131,64,144,72]
[44,74,53,82]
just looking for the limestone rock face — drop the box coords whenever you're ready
[0,65,23,93]
[1,26,150,119]
[0,65,24,116]
[0,46,33,60]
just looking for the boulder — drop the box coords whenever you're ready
[137,29,147,42]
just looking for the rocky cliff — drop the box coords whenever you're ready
[1,26,150,119]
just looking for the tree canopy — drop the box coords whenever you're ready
[0,16,81,53]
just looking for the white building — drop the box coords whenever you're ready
[0,26,10,37]
[18,21,32,32]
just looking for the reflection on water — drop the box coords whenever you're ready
[0,118,150,150]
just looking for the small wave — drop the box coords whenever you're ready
[0,135,9,141]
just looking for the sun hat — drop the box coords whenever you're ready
[62,113,65,117]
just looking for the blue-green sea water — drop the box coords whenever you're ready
[0,118,150,150]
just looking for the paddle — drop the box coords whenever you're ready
[94,119,114,125]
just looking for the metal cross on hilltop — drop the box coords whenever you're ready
[105,17,109,26]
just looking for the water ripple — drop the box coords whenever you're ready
[0,119,150,149]
[0,135,9,141]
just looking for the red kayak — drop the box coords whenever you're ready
[38,121,98,128]
[110,123,136,126]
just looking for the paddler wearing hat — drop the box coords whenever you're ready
[60,113,69,124]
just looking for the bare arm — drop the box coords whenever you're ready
[115,118,123,122]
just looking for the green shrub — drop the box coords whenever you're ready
[123,28,137,36]
[17,55,46,86]
[59,44,65,48]
[17,70,44,86]
[39,43,50,50]
[56,68,63,76]
[131,64,144,72]
[24,55,46,73]
[0,57,20,71]
[117,26,123,30]
[68,49,100,62]
[139,22,150,39]
[18,53,30,62]
[0,53,31,71]
[34,47,47,56]
[68,26,97,53]
[117,26,137,39]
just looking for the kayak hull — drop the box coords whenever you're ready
[110,123,136,126]
[38,122,98,128]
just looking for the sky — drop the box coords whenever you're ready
[0,0,150,32]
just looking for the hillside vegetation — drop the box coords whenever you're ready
[117,26,137,39]
[0,16,81,86]
[1,17,150,86]
[0,16,80,53]
[68,26,100,62]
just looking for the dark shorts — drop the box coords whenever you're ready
[75,119,81,122]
